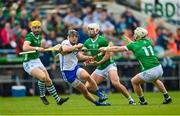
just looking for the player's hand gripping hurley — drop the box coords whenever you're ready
[19,44,62,55]
[83,52,104,66]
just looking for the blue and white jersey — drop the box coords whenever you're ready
[59,39,78,71]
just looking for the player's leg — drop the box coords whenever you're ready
[131,65,164,105]
[43,69,69,105]
[31,68,50,105]
[76,82,96,103]
[61,66,109,106]
[90,72,104,85]
[153,79,172,104]
[131,74,147,105]
[23,61,47,101]
[89,71,108,102]
[108,69,135,105]
[79,68,98,91]
[23,59,52,105]
[78,68,107,102]
[61,69,110,106]
[75,81,110,106]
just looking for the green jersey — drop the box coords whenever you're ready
[23,32,42,62]
[84,35,114,70]
[126,38,160,71]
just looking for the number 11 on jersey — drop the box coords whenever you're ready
[142,46,155,56]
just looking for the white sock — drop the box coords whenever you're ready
[128,96,134,101]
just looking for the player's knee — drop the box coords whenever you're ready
[45,78,52,85]
[111,80,120,88]
[87,77,94,84]
[131,78,137,85]
[40,74,52,85]
[131,78,134,83]
[85,82,90,88]
[39,73,47,81]
[84,74,91,81]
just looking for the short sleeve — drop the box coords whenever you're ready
[126,42,135,51]
[25,34,32,43]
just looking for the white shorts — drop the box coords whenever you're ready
[138,65,163,82]
[72,68,83,87]
[94,63,117,79]
[61,65,83,88]
[23,58,46,75]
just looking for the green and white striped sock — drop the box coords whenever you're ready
[38,80,46,97]
[46,84,61,103]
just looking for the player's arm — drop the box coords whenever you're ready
[23,41,44,52]
[99,45,128,52]
[77,46,93,60]
[77,52,92,60]
[96,42,113,64]
[96,51,111,64]
[61,43,83,53]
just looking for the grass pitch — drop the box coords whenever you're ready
[0,91,180,115]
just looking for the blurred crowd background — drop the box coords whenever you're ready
[0,0,179,97]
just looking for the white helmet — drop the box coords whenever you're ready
[87,23,100,31]
[87,23,100,37]
[134,27,148,39]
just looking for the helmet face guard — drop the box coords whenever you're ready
[67,29,79,45]
[134,27,148,40]
[87,23,100,38]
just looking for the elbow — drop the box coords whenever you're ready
[22,45,27,51]
[22,46,25,51]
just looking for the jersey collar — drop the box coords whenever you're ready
[91,35,99,43]
[31,32,40,40]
